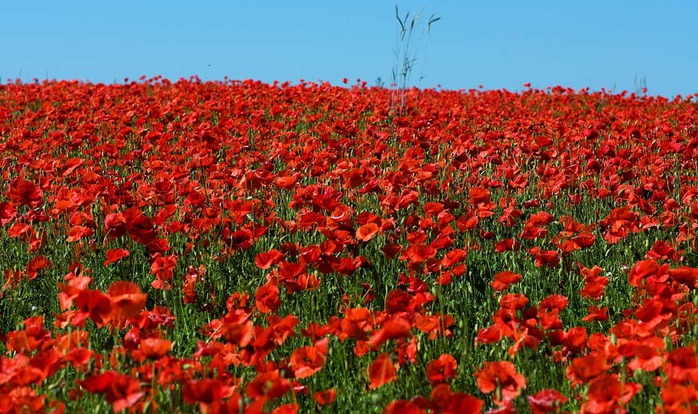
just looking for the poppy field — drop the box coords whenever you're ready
[1,78,697,413]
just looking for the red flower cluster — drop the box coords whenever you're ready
[1,79,697,412]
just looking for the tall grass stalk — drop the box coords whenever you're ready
[391,5,440,115]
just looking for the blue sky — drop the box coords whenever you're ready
[2,1,696,97]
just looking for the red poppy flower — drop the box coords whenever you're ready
[8,178,43,208]
[219,319,253,347]
[646,240,681,262]
[382,243,403,259]
[122,207,156,245]
[0,202,17,226]
[66,225,94,242]
[440,248,467,269]
[246,370,291,399]
[337,307,373,341]
[456,213,479,232]
[107,281,147,326]
[499,293,529,310]
[312,388,336,406]
[660,383,698,412]
[475,361,526,402]
[475,325,503,346]
[275,174,298,189]
[104,212,127,239]
[426,354,458,385]
[383,400,426,414]
[628,259,660,287]
[272,403,299,414]
[582,305,608,322]
[582,374,641,413]
[63,347,93,369]
[430,383,484,414]
[81,372,144,412]
[139,337,172,360]
[528,247,560,267]
[7,221,32,239]
[369,316,412,349]
[634,298,675,332]
[664,347,698,384]
[669,266,698,288]
[25,255,51,280]
[404,243,437,265]
[4,316,51,354]
[182,378,225,404]
[150,253,177,290]
[527,389,568,414]
[618,337,665,372]
[580,273,608,300]
[255,282,281,313]
[104,248,130,266]
[495,238,521,252]
[539,294,568,311]
[368,353,397,389]
[571,232,596,248]
[356,222,380,242]
[469,187,491,204]
[74,290,112,327]
[491,271,521,291]
[255,249,285,270]
[0,387,47,413]
[385,289,415,313]
[566,352,609,385]
[605,222,634,244]
[290,343,327,378]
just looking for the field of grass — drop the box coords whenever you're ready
[0,78,697,413]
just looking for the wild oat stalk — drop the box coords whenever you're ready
[391,5,440,115]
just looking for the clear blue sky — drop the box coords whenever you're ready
[2,1,697,97]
